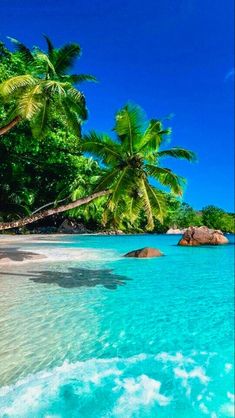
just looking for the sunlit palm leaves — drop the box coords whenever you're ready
[81,103,196,230]
[0,36,96,137]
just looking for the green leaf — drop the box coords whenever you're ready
[0,75,36,96]
[43,35,54,58]
[138,119,170,156]
[18,84,43,120]
[157,147,197,162]
[8,37,34,65]
[53,43,81,74]
[114,103,144,152]
[67,74,97,84]
[146,164,186,195]
[81,132,122,165]
[144,182,167,224]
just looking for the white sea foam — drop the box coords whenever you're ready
[220,402,235,417]
[0,352,233,417]
[112,374,171,416]
[227,392,235,401]
[155,351,195,365]
[199,401,209,414]
[225,363,233,373]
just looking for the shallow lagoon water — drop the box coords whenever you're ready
[0,234,234,417]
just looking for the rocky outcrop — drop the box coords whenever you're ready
[124,247,163,258]
[166,228,186,234]
[178,226,229,246]
[97,230,125,235]
[57,220,91,234]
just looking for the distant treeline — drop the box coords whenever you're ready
[154,203,235,233]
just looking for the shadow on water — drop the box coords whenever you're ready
[30,267,131,290]
[0,267,131,290]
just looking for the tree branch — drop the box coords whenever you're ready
[0,116,21,135]
[0,189,110,231]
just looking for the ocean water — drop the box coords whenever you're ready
[0,234,234,417]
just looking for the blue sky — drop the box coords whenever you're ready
[0,0,234,211]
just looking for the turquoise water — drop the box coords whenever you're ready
[0,234,234,417]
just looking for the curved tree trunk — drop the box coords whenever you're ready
[0,116,21,136]
[0,190,110,231]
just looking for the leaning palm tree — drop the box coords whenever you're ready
[80,104,196,230]
[0,36,96,137]
[0,103,196,231]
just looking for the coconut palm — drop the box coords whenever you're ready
[0,36,96,137]
[80,104,196,230]
[0,104,196,231]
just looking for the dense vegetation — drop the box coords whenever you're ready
[163,203,234,233]
[0,38,234,233]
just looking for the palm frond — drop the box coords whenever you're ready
[61,99,82,135]
[66,87,84,103]
[67,74,97,84]
[114,103,144,151]
[140,178,154,230]
[53,43,81,74]
[94,169,120,192]
[42,80,67,95]
[30,96,49,138]
[8,37,34,65]
[146,164,186,195]
[81,132,122,165]
[128,195,143,223]
[18,84,43,119]
[157,147,197,162]
[138,119,171,156]
[35,52,56,75]
[144,182,167,224]
[65,88,87,120]
[0,75,36,96]
[43,35,54,58]
[64,95,87,123]
[108,167,134,209]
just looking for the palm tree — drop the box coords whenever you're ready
[0,104,196,231]
[80,104,196,230]
[0,36,96,137]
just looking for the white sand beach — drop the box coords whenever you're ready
[0,234,119,267]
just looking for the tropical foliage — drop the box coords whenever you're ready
[0,39,233,233]
[0,37,96,137]
[0,40,99,224]
[201,206,234,233]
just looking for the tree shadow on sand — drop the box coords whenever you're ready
[0,247,45,262]
[30,267,132,290]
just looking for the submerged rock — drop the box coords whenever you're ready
[178,226,229,246]
[124,247,163,258]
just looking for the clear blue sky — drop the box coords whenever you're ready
[0,0,234,211]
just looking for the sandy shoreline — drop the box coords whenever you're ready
[0,234,65,266]
[0,234,119,267]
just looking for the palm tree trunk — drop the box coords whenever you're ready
[0,116,21,136]
[0,190,110,231]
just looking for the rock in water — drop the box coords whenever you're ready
[178,226,229,246]
[124,247,163,258]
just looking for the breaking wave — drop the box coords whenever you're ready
[0,351,234,418]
